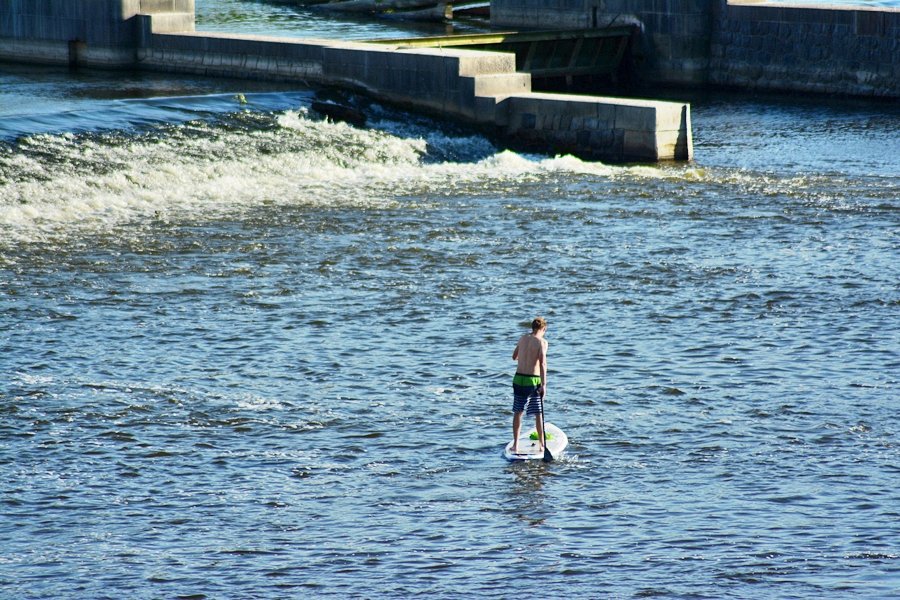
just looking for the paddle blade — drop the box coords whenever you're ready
[540,408,553,462]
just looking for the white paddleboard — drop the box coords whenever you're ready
[503,422,568,461]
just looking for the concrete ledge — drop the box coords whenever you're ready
[0,37,137,66]
[469,73,531,98]
[320,46,528,121]
[726,1,900,16]
[137,29,328,80]
[147,13,195,33]
[502,93,691,161]
[0,38,72,65]
[138,0,195,13]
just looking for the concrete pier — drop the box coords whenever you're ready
[493,0,900,98]
[0,0,195,67]
[0,1,693,162]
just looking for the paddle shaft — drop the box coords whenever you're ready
[540,387,552,462]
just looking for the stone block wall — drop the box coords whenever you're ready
[493,0,900,97]
[601,0,713,85]
[710,2,900,97]
[491,0,593,29]
[503,92,691,161]
[321,45,529,124]
[0,0,194,65]
[136,27,327,80]
[492,0,715,86]
[1,0,130,46]
[0,0,192,45]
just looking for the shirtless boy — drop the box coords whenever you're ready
[511,317,548,454]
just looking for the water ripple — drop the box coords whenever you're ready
[2,84,899,600]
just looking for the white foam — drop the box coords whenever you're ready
[0,109,699,245]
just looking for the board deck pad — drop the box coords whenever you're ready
[503,422,568,461]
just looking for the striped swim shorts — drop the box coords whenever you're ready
[512,373,543,416]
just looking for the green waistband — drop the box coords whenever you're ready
[513,373,542,386]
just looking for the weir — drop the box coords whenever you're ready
[0,0,693,162]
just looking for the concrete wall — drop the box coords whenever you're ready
[319,44,531,125]
[492,0,900,98]
[1,0,132,46]
[0,0,194,66]
[503,92,692,161]
[135,22,691,160]
[136,29,328,80]
[710,2,900,97]
[134,25,530,125]
[492,0,714,86]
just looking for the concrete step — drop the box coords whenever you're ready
[471,72,531,97]
[148,12,195,33]
[454,49,517,77]
[139,0,194,15]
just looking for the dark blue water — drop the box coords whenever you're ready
[2,3,899,598]
[195,0,487,39]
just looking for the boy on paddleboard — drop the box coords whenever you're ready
[511,317,548,454]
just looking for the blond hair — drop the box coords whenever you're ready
[531,316,547,332]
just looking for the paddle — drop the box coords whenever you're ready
[540,386,553,462]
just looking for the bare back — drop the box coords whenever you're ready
[513,333,547,377]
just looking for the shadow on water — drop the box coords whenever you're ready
[503,452,586,528]
[503,462,551,528]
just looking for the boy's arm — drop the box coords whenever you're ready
[539,340,548,393]
[512,338,520,360]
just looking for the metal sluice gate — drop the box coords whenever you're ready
[371,25,634,83]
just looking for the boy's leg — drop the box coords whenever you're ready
[512,411,523,452]
[534,413,544,453]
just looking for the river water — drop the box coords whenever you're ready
[1,2,899,598]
